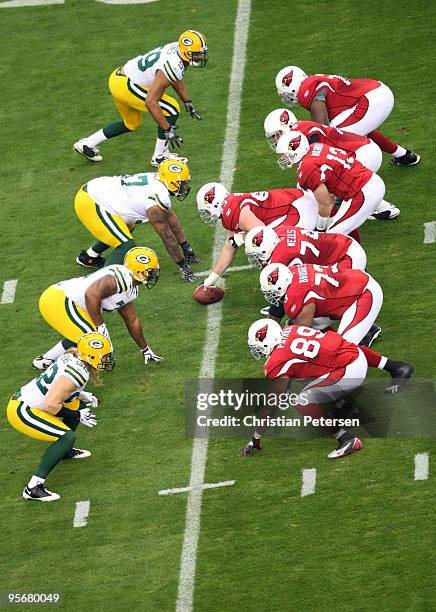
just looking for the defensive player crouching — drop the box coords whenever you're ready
[243,321,413,458]
[75,160,199,283]
[7,332,114,501]
[33,247,162,370]
[195,182,318,290]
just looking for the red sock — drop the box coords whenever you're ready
[368,130,397,154]
[359,345,383,368]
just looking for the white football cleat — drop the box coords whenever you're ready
[328,436,362,459]
[32,355,54,370]
[63,448,92,459]
[369,201,400,220]
[23,483,60,502]
[150,152,188,168]
[74,139,102,162]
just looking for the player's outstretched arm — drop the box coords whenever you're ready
[118,303,147,351]
[294,303,317,328]
[203,232,240,287]
[85,275,118,327]
[146,71,173,131]
[148,206,184,262]
[313,184,333,230]
[42,377,78,415]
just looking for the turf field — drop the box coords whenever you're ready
[1,0,435,610]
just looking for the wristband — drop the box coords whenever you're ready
[57,407,79,419]
[204,272,220,287]
[316,215,330,230]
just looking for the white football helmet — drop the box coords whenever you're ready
[275,66,308,106]
[276,131,310,169]
[264,108,298,150]
[248,318,283,360]
[259,263,293,306]
[245,226,280,269]
[196,182,229,224]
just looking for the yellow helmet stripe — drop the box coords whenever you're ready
[188,30,206,48]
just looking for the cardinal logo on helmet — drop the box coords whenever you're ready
[282,71,293,87]
[204,187,216,204]
[280,110,290,125]
[288,136,301,151]
[255,325,268,342]
[252,230,264,247]
[267,268,279,286]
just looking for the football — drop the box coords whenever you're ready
[193,285,225,305]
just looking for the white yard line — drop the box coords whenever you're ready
[1,280,18,304]
[414,452,429,481]
[423,221,436,244]
[159,481,235,497]
[196,264,254,278]
[73,500,90,528]
[176,2,251,611]
[300,468,317,497]
[0,0,64,7]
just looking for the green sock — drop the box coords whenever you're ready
[103,120,132,139]
[158,113,178,139]
[61,338,76,350]
[92,240,110,255]
[105,239,136,266]
[35,430,75,478]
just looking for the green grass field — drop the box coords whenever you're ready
[1,0,435,610]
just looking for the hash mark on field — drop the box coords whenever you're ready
[196,264,254,279]
[73,500,90,528]
[414,452,429,480]
[300,468,317,497]
[1,280,18,304]
[0,0,64,7]
[423,222,436,244]
[159,480,235,496]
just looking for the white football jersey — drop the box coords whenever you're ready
[56,265,139,314]
[20,353,89,409]
[87,173,171,225]
[123,42,185,86]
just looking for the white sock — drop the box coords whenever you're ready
[153,138,168,159]
[392,145,407,158]
[28,475,45,488]
[84,129,107,148]
[378,356,388,369]
[334,428,347,440]
[86,247,101,258]
[43,341,66,360]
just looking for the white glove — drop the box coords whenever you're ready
[97,323,110,339]
[142,346,164,364]
[79,391,99,408]
[79,407,97,427]
[203,272,221,288]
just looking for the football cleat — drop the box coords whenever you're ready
[32,355,54,370]
[328,435,362,459]
[63,448,91,459]
[384,362,414,394]
[150,152,188,168]
[73,139,102,162]
[76,250,105,269]
[390,150,420,166]
[23,483,60,502]
[241,438,262,456]
[369,202,400,220]
[359,324,382,348]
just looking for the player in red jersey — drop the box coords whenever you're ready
[264,108,398,220]
[276,133,388,235]
[196,182,318,289]
[275,67,420,166]
[245,225,367,271]
[243,321,413,458]
[259,262,383,345]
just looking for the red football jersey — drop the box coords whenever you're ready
[270,226,354,268]
[283,264,369,319]
[297,74,381,121]
[293,120,370,152]
[221,189,313,232]
[297,143,372,200]
[264,325,359,379]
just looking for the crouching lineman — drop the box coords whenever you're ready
[260,262,382,345]
[33,247,162,369]
[196,182,318,289]
[75,160,199,283]
[243,321,413,458]
[7,332,114,501]
[276,132,392,235]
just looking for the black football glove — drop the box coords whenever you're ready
[164,125,183,149]
[180,241,200,264]
[183,100,202,120]
[178,260,198,283]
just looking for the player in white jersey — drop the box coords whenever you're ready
[7,332,114,501]
[75,160,199,283]
[33,247,163,371]
[74,31,208,166]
